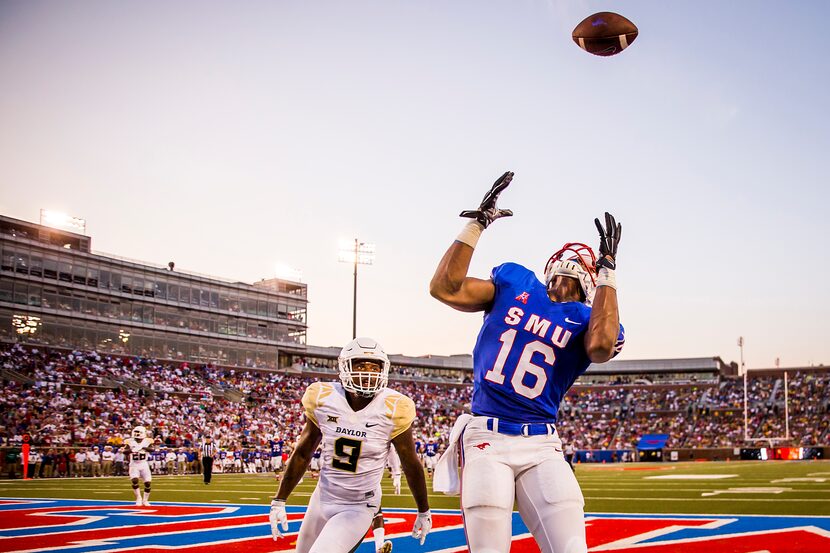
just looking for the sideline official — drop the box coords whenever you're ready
[201,437,216,485]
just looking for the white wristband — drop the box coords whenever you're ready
[596,267,617,289]
[455,220,484,249]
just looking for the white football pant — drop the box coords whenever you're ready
[128,461,152,482]
[461,417,586,553]
[295,486,376,553]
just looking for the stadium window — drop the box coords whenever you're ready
[26,284,43,307]
[12,282,27,305]
[86,266,98,287]
[121,275,133,294]
[72,263,86,284]
[0,280,12,302]
[168,283,179,303]
[58,260,72,282]
[200,289,210,307]
[257,300,267,317]
[29,253,43,277]
[0,313,12,340]
[98,269,111,289]
[267,302,277,318]
[179,286,190,304]
[42,287,56,309]
[132,277,144,296]
[43,255,58,280]
[154,279,167,300]
[210,290,218,308]
[143,306,153,324]
[15,251,29,274]
[0,246,13,272]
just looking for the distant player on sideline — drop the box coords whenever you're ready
[268,337,432,552]
[123,426,154,506]
[430,172,624,553]
[387,447,402,494]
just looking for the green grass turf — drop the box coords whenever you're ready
[1,461,828,517]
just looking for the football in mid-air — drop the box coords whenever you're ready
[572,12,638,57]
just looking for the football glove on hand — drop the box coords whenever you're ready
[594,211,622,270]
[460,171,514,228]
[269,499,289,540]
[411,510,432,545]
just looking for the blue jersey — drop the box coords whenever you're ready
[312,449,322,459]
[471,263,624,423]
[425,443,439,457]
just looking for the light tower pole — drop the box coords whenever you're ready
[338,239,375,339]
[739,336,748,442]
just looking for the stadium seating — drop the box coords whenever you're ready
[1,343,827,478]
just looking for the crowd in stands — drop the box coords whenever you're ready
[1,343,829,476]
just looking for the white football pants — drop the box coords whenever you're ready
[460,417,587,553]
[295,486,375,553]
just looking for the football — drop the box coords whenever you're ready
[572,12,638,57]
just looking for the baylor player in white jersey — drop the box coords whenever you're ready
[123,426,154,506]
[269,337,432,553]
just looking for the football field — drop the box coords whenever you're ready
[1,461,829,552]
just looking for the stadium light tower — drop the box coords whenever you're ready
[338,238,375,339]
[40,209,87,234]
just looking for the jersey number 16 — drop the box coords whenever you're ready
[484,329,554,399]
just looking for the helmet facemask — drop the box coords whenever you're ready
[338,337,391,397]
[132,426,147,440]
[544,242,598,305]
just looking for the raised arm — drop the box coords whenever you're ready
[429,171,513,312]
[584,212,622,363]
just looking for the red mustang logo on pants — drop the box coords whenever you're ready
[473,442,491,450]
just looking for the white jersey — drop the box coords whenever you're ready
[302,382,415,505]
[125,438,154,464]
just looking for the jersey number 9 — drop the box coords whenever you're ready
[332,437,362,473]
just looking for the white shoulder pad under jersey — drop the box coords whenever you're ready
[301,382,415,504]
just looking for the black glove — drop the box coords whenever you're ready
[460,171,514,228]
[594,212,622,270]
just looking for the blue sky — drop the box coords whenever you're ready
[1,1,828,368]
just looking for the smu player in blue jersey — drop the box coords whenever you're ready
[430,172,624,553]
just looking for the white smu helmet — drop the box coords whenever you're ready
[338,337,390,397]
[132,426,147,440]
[544,242,598,305]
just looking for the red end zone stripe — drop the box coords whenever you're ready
[53,513,467,553]
[1,505,234,530]
[0,512,303,551]
[600,528,830,553]
[586,517,716,548]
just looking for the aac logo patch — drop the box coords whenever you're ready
[0,498,828,552]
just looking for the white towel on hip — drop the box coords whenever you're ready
[432,413,473,495]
